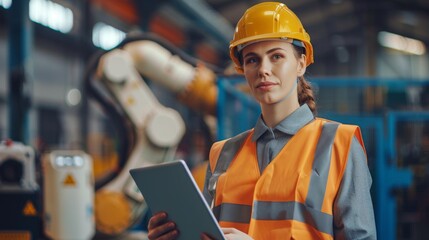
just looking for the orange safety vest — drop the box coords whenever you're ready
[208,118,365,240]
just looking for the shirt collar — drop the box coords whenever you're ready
[252,104,315,142]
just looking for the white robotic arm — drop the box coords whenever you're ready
[124,40,217,115]
[92,39,217,235]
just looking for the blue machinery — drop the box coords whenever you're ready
[217,77,429,239]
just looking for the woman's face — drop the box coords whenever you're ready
[241,40,306,106]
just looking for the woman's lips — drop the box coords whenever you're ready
[256,82,276,91]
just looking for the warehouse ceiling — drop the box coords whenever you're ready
[91,0,429,67]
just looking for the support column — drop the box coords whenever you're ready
[7,0,32,143]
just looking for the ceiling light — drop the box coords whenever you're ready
[0,0,11,9]
[378,31,426,55]
[92,22,126,50]
[29,0,73,33]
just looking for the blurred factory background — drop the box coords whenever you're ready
[0,0,428,239]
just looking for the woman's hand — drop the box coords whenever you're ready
[222,228,254,240]
[200,228,253,240]
[147,212,179,240]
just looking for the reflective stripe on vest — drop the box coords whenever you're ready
[208,130,251,207]
[213,201,333,234]
[209,119,357,239]
[213,203,252,223]
[306,122,339,211]
[252,201,333,235]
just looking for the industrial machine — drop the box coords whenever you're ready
[42,150,95,240]
[0,139,40,240]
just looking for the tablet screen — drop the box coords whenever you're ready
[130,160,225,240]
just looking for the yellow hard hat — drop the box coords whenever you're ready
[229,2,314,73]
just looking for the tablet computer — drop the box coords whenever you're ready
[129,160,225,240]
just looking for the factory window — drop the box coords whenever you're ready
[29,0,73,33]
[0,0,11,9]
[92,22,126,50]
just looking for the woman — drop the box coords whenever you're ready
[148,2,376,239]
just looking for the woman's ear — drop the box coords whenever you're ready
[297,54,307,77]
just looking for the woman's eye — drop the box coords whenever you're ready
[272,54,282,60]
[245,58,258,64]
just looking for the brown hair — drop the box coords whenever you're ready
[297,76,316,114]
[293,46,317,114]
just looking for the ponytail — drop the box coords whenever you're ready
[297,76,317,114]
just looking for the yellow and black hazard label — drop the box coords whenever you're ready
[22,201,37,216]
[63,173,76,186]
